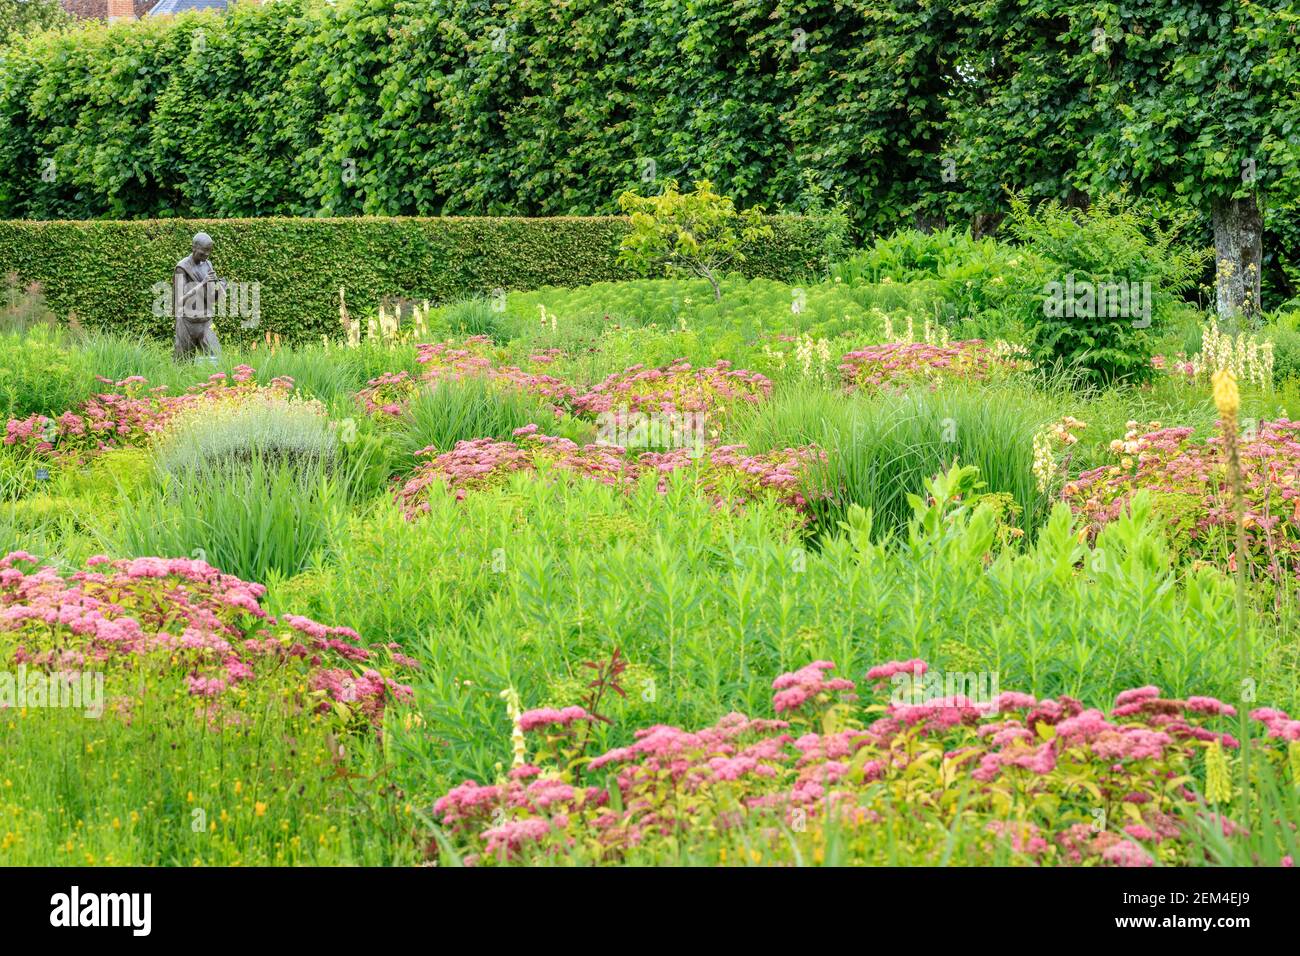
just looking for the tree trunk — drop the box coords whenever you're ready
[705,271,721,302]
[971,211,1003,240]
[1211,195,1263,321]
[913,210,948,233]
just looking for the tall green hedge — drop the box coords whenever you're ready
[0,214,842,344]
[1,0,1297,304]
[0,0,953,233]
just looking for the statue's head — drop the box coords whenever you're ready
[191,232,214,263]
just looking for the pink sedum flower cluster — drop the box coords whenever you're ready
[4,367,294,463]
[839,340,1020,392]
[0,551,413,730]
[572,359,771,417]
[433,658,1296,866]
[356,337,578,420]
[356,371,419,418]
[395,425,824,517]
[359,345,769,424]
[1061,419,1300,577]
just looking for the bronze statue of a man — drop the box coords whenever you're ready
[172,232,226,362]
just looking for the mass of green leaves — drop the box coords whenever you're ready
[0,0,1298,300]
[618,180,776,301]
[0,0,66,49]
[0,214,841,345]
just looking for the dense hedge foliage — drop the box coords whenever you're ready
[0,214,843,343]
[1,1,916,223]
[0,1,1294,219]
[1,0,1298,304]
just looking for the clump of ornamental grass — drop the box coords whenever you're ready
[150,387,336,476]
[431,655,1299,867]
[111,453,347,585]
[0,551,416,733]
[736,381,1049,540]
[391,376,581,460]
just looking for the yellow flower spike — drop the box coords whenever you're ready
[1205,740,1233,804]
[1211,367,1239,419]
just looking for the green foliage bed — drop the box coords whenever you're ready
[3,216,1300,865]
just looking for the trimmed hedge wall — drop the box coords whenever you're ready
[0,214,843,344]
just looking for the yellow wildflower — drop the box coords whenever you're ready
[1212,368,1239,419]
[1206,740,1233,804]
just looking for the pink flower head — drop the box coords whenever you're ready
[865,658,928,682]
[518,706,593,733]
[771,660,856,714]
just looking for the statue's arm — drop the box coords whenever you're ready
[173,267,187,317]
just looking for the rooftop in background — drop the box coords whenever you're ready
[148,0,233,14]
[61,0,161,18]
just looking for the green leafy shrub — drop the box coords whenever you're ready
[1005,193,1210,386]
[0,329,86,420]
[0,0,67,49]
[1266,312,1300,385]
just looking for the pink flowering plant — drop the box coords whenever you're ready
[838,340,1022,393]
[432,657,1298,866]
[395,425,639,513]
[572,359,771,418]
[414,335,500,379]
[395,424,823,517]
[4,366,294,465]
[0,551,414,734]
[1061,419,1300,579]
[356,345,771,428]
[356,370,420,419]
[416,335,579,410]
[359,337,578,420]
